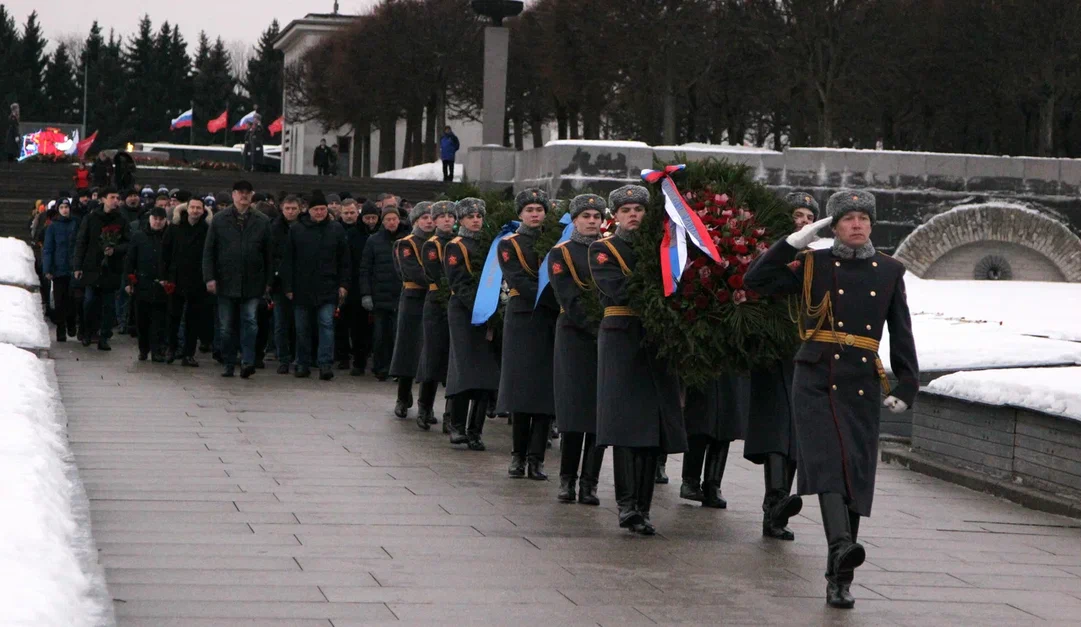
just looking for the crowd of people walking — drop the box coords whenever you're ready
[32,176,918,612]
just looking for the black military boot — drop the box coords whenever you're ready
[612,447,641,529]
[395,378,414,418]
[557,435,578,498]
[701,440,730,509]
[654,453,669,484]
[820,492,865,609]
[680,436,707,502]
[763,453,802,541]
[557,476,576,502]
[418,382,440,425]
[632,451,658,536]
[511,413,530,466]
[508,454,526,478]
[466,397,487,451]
[416,404,434,431]
[448,396,470,444]
[578,443,603,506]
[441,398,453,433]
[526,416,551,480]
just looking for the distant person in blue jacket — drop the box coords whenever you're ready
[43,199,79,342]
[440,126,460,183]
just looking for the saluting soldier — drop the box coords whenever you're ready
[680,375,747,509]
[744,191,820,541]
[744,190,918,609]
[415,200,457,432]
[443,198,500,451]
[588,185,687,536]
[497,188,560,480]
[549,193,606,505]
[389,201,437,419]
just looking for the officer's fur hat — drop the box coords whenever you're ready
[455,197,486,219]
[827,190,876,225]
[408,201,433,223]
[430,200,456,218]
[570,194,606,219]
[785,191,820,218]
[609,185,650,211]
[515,188,551,213]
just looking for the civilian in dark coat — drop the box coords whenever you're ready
[112,150,136,189]
[744,190,919,609]
[73,188,130,349]
[281,192,349,379]
[358,207,408,379]
[337,200,378,375]
[681,375,748,508]
[390,202,437,420]
[43,202,79,342]
[202,180,273,377]
[90,153,113,188]
[269,196,302,373]
[444,198,500,451]
[588,185,686,537]
[163,200,210,366]
[498,188,560,481]
[549,194,605,505]
[415,201,456,431]
[125,207,170,360]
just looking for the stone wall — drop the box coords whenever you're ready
[925,241,1066,282]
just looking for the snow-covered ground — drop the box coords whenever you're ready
[0,343,112,626]
[0,236,40,289]
[374,160,464,181]
[0,284,50,350]
[926,367,1081,422]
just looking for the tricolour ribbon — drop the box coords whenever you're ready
[471,221,520,325]
[534,213,574,308]
[641,164,721,296]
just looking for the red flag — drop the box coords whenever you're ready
[76,131,98,158]
[207,110,228,134]
[267,116,283,136]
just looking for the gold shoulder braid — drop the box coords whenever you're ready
[791,251,835,340]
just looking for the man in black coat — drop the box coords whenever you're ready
[359,205,408,380]
[281,191,349,380]
[389,201,437,419]
[337,199,378,376]
[313,139,330,176]
[269,195,302,374]
[163,199,210,367]
[588,185,687,537]
[91,153,113,188]
[498,188,561,481]
[549,194,606,504]
[125,206,171,361]
[73,187,130,351]
[202,180,273,379]
[744,190,919,610]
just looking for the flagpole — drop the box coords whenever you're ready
[190,100,194,145]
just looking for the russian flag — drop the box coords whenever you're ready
[170,109,193,130]
[232,110,257,131]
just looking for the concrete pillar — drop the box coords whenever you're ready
[482,26,510,147]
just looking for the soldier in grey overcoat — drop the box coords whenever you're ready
[744,191,820,541]
[588,185,687,536]
[390,201,437,420]
[415,200,457,431]
[745,190,919,609]
[444,198,501,451]
[497,188,560,480]
[549,193,606,506]
[680,375,747,509]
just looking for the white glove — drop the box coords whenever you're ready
[361,296,374,311]
[883,396,908,414]
[785,216,833,250]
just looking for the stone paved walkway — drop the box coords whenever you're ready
[55,337,1081,626]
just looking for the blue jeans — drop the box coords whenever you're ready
[294,303,335,368]
[272,291,295,365]
[83,286,116,340]
[217,296,259,367]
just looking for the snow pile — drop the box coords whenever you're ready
[0,284,50,350]
[0,237,40,289]
[0,343,107,626]
[374,160,463,181]
[544,139,651,149]
[655,142,781,154]
[926,367,1081,422]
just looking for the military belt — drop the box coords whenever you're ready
[808,330,892,396]
[603,306,638,318]
[403,281,426,290]
[508,288,520,298]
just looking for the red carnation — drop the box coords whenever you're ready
[681,280,696,297]
[728,274,744,289]
[127,273,138,285]
[715,289,730,304]
[733,290,748,305]
[734,244,749,254]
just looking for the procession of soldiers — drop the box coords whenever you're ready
[385,185,919,610]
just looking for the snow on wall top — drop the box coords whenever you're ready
[0,284,50,350]
[926,366,1081,422]
[0,237,40,289]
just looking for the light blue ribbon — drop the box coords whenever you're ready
[535,213,574,308]
[471,221,520,325]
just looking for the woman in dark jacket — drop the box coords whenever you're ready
[163,200,210,366]
[125,207,170,361]
[43,200,79,341]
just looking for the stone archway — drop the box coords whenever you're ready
[894,202,1081,282]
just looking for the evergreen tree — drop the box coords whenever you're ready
[123,15,159,139]
[43,43,79,122]
[15,11,48,119]
[0,6,20,108]
[243,20,283,122]
[193,35,235,145]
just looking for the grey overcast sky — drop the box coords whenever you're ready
[3,0,380,46]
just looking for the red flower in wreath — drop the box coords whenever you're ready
[733,290,748,305]
[715,289,730,304]
[551,262,564,275]
[447,255,459,267]
[727,274,744,290]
